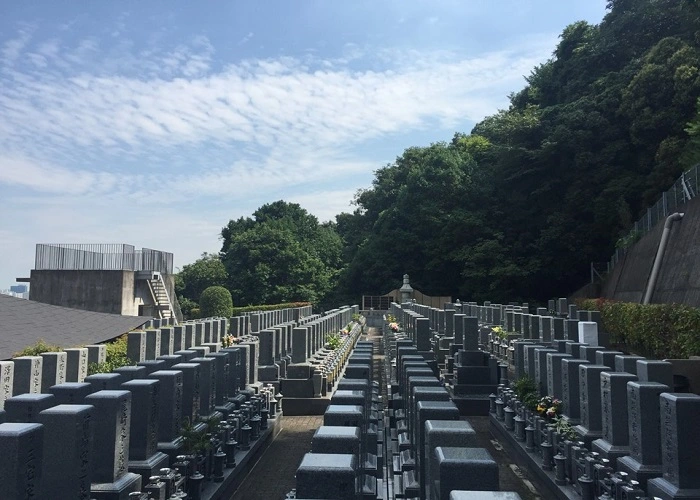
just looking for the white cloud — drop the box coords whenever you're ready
[0,28,557,285]
[238,32,254,45]
[1,25,34,64]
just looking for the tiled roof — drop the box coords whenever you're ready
[0,294,151,360]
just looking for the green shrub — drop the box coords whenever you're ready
[199,286,234,318]
[513,376,539,411]
[178,296,199,320]
[574,299,700,359]
[14,339,61,358]
[87,335,133,375]
[231,301,312,316]
[327,333,342,350]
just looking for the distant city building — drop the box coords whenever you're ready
[10,284,27,294]
[0,289,29,299]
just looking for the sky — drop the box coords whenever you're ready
[0,0,609,288]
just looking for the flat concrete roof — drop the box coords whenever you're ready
[0,294,150,360]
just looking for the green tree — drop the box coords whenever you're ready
[175,253,228,303]
[199,286,234,318]
[220,201,342,307]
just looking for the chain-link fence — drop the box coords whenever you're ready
[607,164,698,272]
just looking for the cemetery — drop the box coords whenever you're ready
[1,279,698,499]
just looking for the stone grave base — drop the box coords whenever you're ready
[489,413,579,500]
[90,472,142,500]
[282,395,334,416]
[200,414,283,499]
[448,388,492,416]
[128,452,169,485]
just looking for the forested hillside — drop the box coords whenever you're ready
[335,0,700,303]
[179,0,700,311]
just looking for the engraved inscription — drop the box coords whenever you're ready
[26,428,37,498]
[628,385,641,458]
[661,397,676,483]
[31,359,41,393]
[601,373,612,441]
[148,383,159,454]
[116,398,129,477]
[580,365,589,426]
[79,412,91,499]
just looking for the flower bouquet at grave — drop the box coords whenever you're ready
[386,314,397,323]
[491,326,508,341]
[221,334,239,348]
[536,395,562,421]
[389,322,400,332]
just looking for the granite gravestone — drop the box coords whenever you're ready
[0,422,44,498]
[647,393,700,499]
[37,404,94,499]
[40,352,67,392]
[85,390,142,498]
[617,381,670,488]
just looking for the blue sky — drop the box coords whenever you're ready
[0,0,608,288]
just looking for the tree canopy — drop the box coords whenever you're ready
[220,201,342,307]
[177,0,700,307]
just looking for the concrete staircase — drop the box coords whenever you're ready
[144,272,176,322]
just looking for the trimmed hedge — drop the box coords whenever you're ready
[231,301,312,316]
[200,286,234,318]
[576,298,700,359]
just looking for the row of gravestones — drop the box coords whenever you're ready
[381,324,523,500]
[289,340,383,499]
[493,338,700,499]
[0,305,331,500]
[0,316,233,408]
[391,299,602,351]
[390,300,700,499]
[252,305,359,389]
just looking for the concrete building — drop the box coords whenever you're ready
[23,243,181,322]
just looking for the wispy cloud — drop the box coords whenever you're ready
[0,25,555,282]
[238,32,254,45]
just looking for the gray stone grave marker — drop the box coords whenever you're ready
[12,356,42,395]
[647,393,700,499]
[636,359,674,387]
[295,453,357,499]
[40,352,66,392]
[424,420,477,500]
[561,358,589,423]
[171,363,200,424]
[190,357,216,417]
[617,381,670,488]
[547,352,572,400]
[145,329,161,360]
[49,382,93,404]
[0,422,44,498]
[592,371,638,460]
[575,364,609,446]
[85,390,142,497]
[86,344,107,366]
[126,331,146,364]
[37,404,94,499]
[5,393,56,422]
[64,348,89,382]
[159,327,174,356]
[147,370,183,461]
[434,447,498,500]
[121,379,169,484]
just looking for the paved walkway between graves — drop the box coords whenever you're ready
[228,415,324,500]
[467,415,543,500]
